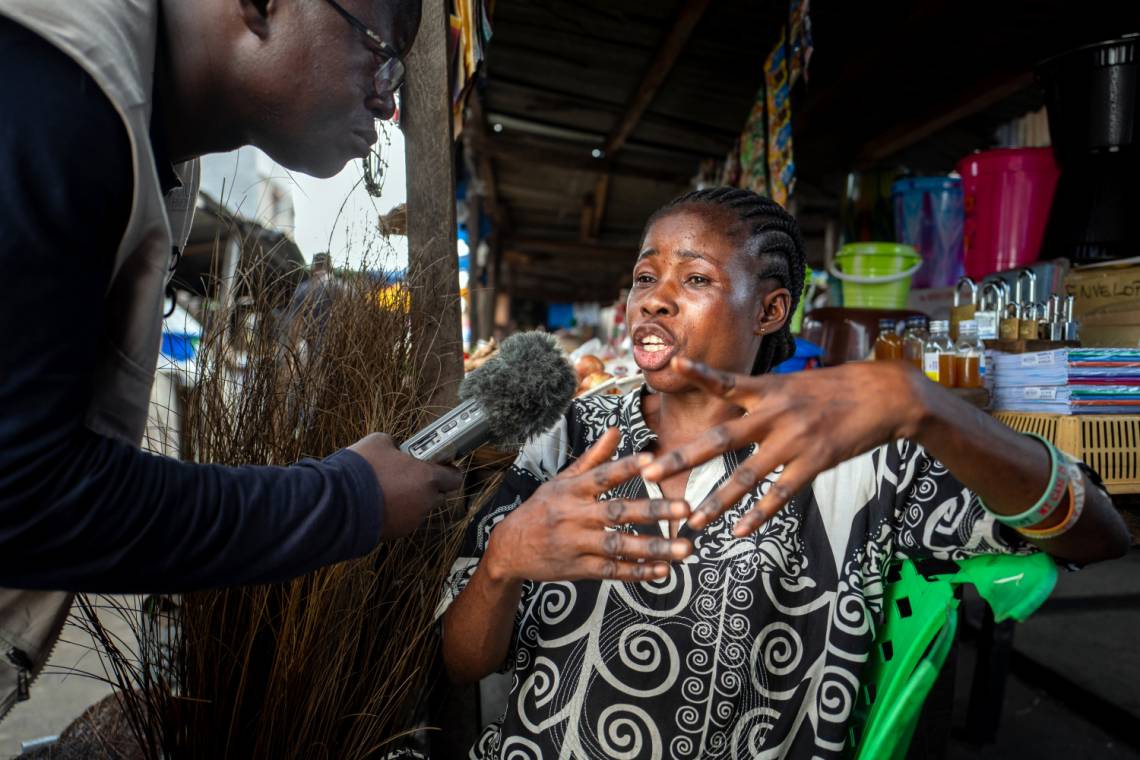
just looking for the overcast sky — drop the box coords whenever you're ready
[200,123,408,271]
[290,122,408,270]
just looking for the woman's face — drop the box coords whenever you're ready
[628,206,780,393]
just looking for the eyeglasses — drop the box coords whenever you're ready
[321,0,406,95]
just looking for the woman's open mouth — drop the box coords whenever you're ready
[632,324,678,372]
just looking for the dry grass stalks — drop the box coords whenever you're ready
[71,223,493,758]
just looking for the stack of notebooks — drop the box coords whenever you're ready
[991,348,1140,415]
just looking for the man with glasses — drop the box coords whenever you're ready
[0,0,454,720]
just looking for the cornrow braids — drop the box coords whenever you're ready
[643,187,807,375]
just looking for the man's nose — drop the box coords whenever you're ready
[371,87,397,121]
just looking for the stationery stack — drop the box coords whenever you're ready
[991,348,1140,414]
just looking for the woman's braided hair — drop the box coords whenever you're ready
[642,187,807,375]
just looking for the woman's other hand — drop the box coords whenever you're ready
[485,428,694,584]
[641,357,922,537]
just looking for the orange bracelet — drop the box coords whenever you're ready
[1018,460,1086,540]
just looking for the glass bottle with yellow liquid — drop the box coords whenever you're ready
[874,319,903,361]
[924,320,954,384]
[954,319,986,389]
[902,316,928,373]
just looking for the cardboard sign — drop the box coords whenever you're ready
[1065,264,1140,318]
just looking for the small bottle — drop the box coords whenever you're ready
[954,320,986,389]
[874,319,903,361]
[902,317,928,372]
[924,320,954,383]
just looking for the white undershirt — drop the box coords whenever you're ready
[642,455,728,540]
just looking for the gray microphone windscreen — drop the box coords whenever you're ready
[459,332,577,449]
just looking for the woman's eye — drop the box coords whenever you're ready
[687,274,710,286]
[635,273,655,285]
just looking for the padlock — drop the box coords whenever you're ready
[999,302,1020,341]
[1047,295,1064,341]
[1018,303,1039,340]
[1015,268,1039,339]
[976,280,1006,341]
[1063,295,1080,342]
[950,276,978,342]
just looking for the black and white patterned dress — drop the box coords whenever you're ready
[438,385,1034,759]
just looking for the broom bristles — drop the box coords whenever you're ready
[75,212,497,758]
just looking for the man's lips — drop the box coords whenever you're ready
[352,124,377,145]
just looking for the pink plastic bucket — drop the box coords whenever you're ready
[956,148,1059,279]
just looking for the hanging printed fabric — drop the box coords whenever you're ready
[450,0,495,135]
[738,88,768,195]
[765,28,794,206]
[764,0,812,207]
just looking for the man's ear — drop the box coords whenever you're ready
[237,0,272,39]
[755,286,791,336]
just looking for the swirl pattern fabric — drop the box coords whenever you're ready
[439,387,1032,759]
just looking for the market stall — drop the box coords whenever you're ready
[448,1,1139,755]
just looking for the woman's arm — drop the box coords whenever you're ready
[909,379,1130,564]
[442,429,692,684]
[641,358,1130,564]
[442,547,526,685]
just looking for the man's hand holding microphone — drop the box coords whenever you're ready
[372,332,579,537]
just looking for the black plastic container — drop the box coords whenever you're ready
[1036,33,1138,163]
[1036,34,1139,263]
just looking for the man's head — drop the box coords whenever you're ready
[194,0,422,177]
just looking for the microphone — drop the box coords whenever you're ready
[400,332,578,462]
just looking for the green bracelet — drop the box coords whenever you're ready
[983,433,1070,530]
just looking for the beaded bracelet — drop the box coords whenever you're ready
[984,434,1070,530]
[1019,459,1086,540]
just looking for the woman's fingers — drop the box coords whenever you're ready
[580,529,692,562]
[577,557,672,583]
[574,450,655,496]
[732,458,815,537]
[670,356,753,402]
[593,498,691,527]
[561,427,621,479]
[641,414,759,484]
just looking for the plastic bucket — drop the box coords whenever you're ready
[956,148,1059,279]
[789,264,813,334]
[829,243,922,309]
[891,177,963,289]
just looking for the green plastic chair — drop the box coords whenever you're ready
[848,552,1058,759]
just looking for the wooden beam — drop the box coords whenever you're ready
[602,0,713,157]
[470,133,692,184]
[492,75,738,142]
[855,69,1035,166]
[587,0,711,245]
[488,112,713,160]
[405,0,462,412]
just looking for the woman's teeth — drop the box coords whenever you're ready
[642,343,667,353]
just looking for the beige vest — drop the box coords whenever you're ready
[0,0,199,721]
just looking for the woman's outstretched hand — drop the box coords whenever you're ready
[641,357,923,537]
[485,428,694,584]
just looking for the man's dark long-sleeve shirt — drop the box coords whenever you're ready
[0,17,382,592]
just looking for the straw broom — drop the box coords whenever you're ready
[69,229,499,758]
